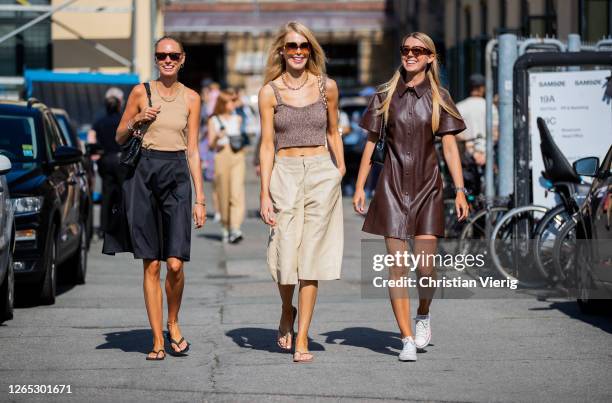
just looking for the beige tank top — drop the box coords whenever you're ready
[141,81,189,151]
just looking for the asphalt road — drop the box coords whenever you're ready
[1,164,611,403]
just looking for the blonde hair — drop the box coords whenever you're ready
[263,21,327,84]
[376,32,462,133]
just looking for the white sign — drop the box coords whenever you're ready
[529,69,612,207]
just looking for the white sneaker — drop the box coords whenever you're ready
[213,212,221,223]
[221,228,229,243]
[414,314,431,349]
[229,229,243,244]
[398,336,417,361]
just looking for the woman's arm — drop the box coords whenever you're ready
[441,134,469,221]
[352,132,379,214]
[115,84,160,145]
[185,88,206,228]
[258,84,277,226]
[325,78,345,175]
[207,118,219,149]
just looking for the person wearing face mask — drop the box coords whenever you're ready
[111,36,206,361]
[258,21,345,363]
[353,32,468,362]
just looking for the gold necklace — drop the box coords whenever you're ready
[156,81,180,102]
[281,72,308,91]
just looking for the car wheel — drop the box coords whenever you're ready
[0,254,14,322]
[68,221,88,285]
[39,224,57,305]
[576,251,602,315]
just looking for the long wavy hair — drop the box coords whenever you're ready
[376,32,461,133]
[263,21,327,84]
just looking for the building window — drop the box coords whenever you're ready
[522,0,557,36]
[464,6,473,39]
[480,0,488,36]
[0,0,51,76]
[581,0,612,41]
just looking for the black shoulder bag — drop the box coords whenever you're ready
[370,114,387,165]
[120,82,152,168]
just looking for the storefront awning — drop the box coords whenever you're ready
[164,11,386,34]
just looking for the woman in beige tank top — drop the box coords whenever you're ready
[259,22,346,363]
[115,36,206,361]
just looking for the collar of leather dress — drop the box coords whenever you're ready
[398,68,430,99]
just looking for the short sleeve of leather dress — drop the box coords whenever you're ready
[359,73,465,239]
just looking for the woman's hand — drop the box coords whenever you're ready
[338,164,346,177]
[193,203,206,228]
[136,105,161,125]
[455,192,469,222]
[353,187,367,215]
[260,196,276,226]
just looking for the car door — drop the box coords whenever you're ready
[590,148,612,284]
[43,113,78,261]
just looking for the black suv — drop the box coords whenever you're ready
[0,99,89,305]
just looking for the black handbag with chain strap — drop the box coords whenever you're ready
[370,113,387,165]
[119,82,152,168]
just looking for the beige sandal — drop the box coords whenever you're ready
[293,350,314,363]
[277,306,297,351]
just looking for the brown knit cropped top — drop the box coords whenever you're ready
[269,76,327,152]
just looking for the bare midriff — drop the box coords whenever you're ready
[276,145,327,157]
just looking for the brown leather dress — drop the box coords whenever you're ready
[359,72,465,239]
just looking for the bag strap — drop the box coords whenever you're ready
[143,82,153,107]
[379,113,386,141]
[214,115,225,131]
[317,75,328,111]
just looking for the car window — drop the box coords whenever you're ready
[55,115,75,147]
[0,114,39,162]
[43,113,65,158]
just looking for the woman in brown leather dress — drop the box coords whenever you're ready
[353,32,469,362]
[258,22,345,363]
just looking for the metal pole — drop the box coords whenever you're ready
[131,0,137,73]
[568,33,581,72]
[484,39,497,200]
[497,33,517,198]
[0,0,78,45]
[150,0,158,80]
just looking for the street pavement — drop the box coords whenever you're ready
[1,156,612,403]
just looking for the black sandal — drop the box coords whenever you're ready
[146,350,165,361]
[167,322,190,356]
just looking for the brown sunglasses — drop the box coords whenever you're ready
[399,46,432,57]
[283,42,311,55]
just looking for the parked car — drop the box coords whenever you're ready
[53,108,94,247]
[0,99,89,305]
[0,154,15,321]
[572,145,612,313]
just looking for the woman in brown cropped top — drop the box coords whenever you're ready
[114,36,206,361]
[258,21,345,363]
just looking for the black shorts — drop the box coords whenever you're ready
[123,149,192,261]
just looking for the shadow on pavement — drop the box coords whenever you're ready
[198,233,223,242]
[530,301,612,335]
[96,329,152,354]
[226,327,325,353]
[320,327,401,356]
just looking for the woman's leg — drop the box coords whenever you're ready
[166,257,188,352]
[143,259,164,357]
[294,280,318,352]
[385,237,413,338]
[414,235,438,315]
[229,151,246,232]
[277,283,296,349]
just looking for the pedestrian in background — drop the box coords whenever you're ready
[353,32,468,362]
[258,21,345,363]
[455,73,499,197]
[88,95,125,237]
[207,90,246,244]
[112,36,206,361]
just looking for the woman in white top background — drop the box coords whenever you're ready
[207,90,246,243]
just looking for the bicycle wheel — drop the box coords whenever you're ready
[533,204,571,281]
[489,205,549,288]
[552,218,577,286]
[458,206,509,256]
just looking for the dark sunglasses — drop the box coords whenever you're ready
[155,52,182,62]
[399,46,432,58]
[283,42,311,55]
